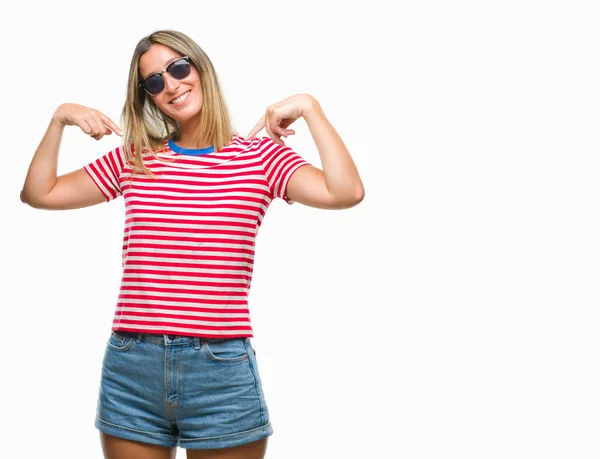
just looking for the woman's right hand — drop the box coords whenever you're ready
[52,103,123,140]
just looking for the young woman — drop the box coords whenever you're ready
[21,30,364,459]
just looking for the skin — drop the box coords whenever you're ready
[100,433,267,459]
[21,42,364,458]
[245,92,365,209]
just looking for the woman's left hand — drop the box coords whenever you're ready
[245,94,316,146]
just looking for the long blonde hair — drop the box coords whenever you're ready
[121,30,235,178]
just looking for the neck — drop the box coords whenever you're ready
[176,119,211,149]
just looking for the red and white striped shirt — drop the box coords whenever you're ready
[84,135,310,338]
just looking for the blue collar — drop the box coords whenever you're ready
[168,137,215,156]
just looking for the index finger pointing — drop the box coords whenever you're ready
[99,112,124,136]
[245,115,266,139]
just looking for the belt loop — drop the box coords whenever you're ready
[193,337,200,350]
[136,332,142,343]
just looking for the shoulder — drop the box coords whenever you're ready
[240,135,292,153]
[229,134,264,147]
[225,135,281,153]
[115,141,168,158]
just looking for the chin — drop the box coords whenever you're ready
[173,109,202,124]
[163,102,200,120]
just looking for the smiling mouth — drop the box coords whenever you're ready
[170,90,191,104]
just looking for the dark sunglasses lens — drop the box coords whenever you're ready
[144,75,164,95]
[169,60,191,80]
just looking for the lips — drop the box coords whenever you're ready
[170,90,191,104]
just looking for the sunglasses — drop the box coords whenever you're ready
[139,56,192,96]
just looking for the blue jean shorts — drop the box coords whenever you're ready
[95,331,273,450]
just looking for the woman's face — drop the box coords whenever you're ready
[139,44,203,124]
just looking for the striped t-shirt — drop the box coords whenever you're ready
[84,135,310,338]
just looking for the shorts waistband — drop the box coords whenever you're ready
[113,330,247,348]
[114,330,203,347]
[117,331,188,339]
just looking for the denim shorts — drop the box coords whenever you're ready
[95,330,273,450]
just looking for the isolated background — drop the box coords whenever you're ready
[2,0,599,458]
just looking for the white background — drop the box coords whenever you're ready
[2,0,599,458]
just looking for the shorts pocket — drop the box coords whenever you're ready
[202,338,249,364]
[106,331,135,352]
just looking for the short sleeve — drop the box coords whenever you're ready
[83,145,127,202]
[258,137,311,204]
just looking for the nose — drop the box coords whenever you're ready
[163,72,180,94]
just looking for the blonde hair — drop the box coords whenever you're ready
[121,30,235,179]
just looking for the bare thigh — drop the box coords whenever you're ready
[186,438,268,459]
[100,432,177,459]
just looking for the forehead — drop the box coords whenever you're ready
[139,44,183,78]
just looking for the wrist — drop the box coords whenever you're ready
[51,104,66,127]
[300,95,323,120]
[300,94,319,115]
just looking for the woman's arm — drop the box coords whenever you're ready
[21,117,67,207]
[287,96,364,209]
[247,94,365,210]
[21,104,122,210]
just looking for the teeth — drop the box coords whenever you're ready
[171,91,190,104]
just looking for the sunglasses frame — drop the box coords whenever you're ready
[139,56,192,96]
